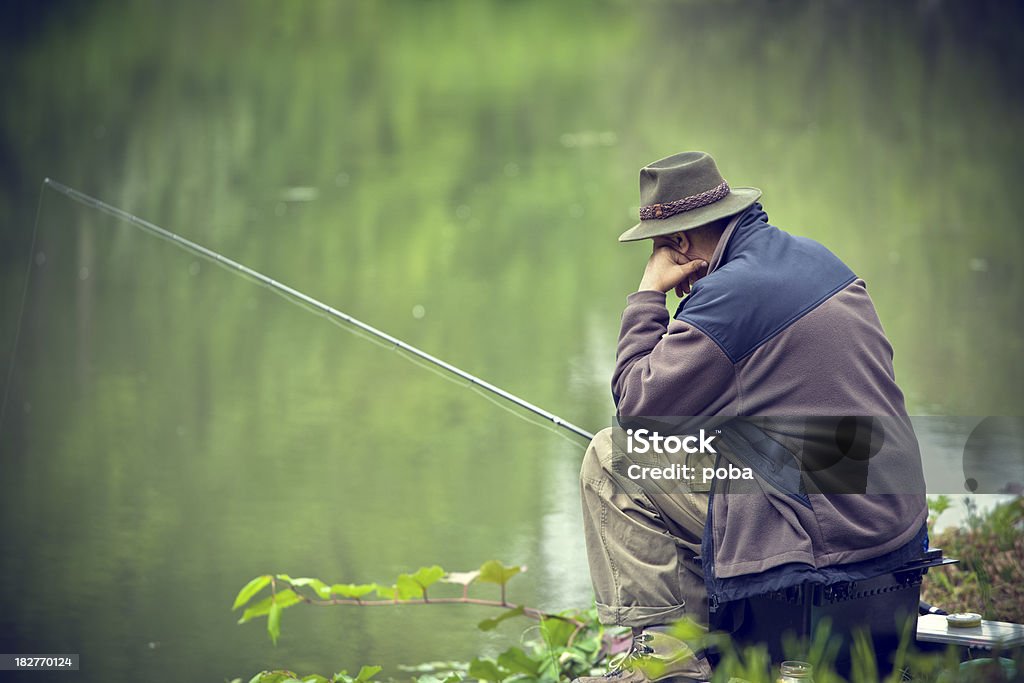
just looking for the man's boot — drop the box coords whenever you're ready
[571,629,713,683]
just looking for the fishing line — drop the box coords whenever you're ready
[377,341,586,449]
[468,382,588,449]
[12,178,595,445]
[0,182,46,438]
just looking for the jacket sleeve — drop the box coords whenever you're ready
[612,290,738,417]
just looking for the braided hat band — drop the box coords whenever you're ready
[639,181,730,220]
[619,151,760,241]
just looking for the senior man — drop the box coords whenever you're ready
[575,152,927,683]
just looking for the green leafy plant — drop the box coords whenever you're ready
[233,561,606,682]
[465,608,606,682]
[232,561,585,647]
[240,664,382,683]
[234,546,1024,682]
[922,496,1024,622]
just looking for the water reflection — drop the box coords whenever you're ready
[1,2,1022,681]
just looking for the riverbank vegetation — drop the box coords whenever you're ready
[922,496,1024,624]
[233,497,1023,682]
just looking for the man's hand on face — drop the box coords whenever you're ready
[638,235,709,296]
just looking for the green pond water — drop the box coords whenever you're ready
[1,2,1022,681]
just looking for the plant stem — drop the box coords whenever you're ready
[283,587,584,628]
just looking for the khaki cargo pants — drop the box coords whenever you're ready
[580,428,713,629]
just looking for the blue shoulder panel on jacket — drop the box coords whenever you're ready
[675,206,856,363]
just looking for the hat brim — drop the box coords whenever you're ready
[618,187,762,242]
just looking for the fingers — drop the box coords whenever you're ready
[675,259,709,297]
[639,243,708,295]
[676,257,707,280]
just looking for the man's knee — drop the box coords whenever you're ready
[580,427,616,484]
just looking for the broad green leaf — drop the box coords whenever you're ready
[477,605,526,631]
[412,675,463,683]
[278,590,303,608]
[668,617,705,645]
[409,565,445,589]
[249,670,298,683]
[539,616,575,648]
[397,661,467,673]
[467,659,507,683]
[477,561,524,587]
[353,665,382,683]
[268,600,282,645]
[238,590,301,624]
[375,584,397,600]
[300,675,331,683]
[570,631,602,656]
[284,577,315,586]
[238,596,274,623]
[561,647,597,667]
[396,574,425,599]
[537,655,559,679]
[331,583,377,599]
[496,646,540,676]
[286,577,331,599]
[442,570,480,586]
[634,656,667,681]
[413,675,462,683]
[233,575,271,610]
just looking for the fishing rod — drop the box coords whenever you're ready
[38,178,596,443]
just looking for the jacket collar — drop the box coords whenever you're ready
[706,203,768,274]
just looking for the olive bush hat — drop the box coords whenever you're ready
[618,151,761,242]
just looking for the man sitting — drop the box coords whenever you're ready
[575,152,927,683]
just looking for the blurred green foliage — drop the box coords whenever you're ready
[1,2,1023,681]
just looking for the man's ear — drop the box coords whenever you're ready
[674,231,691,255]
